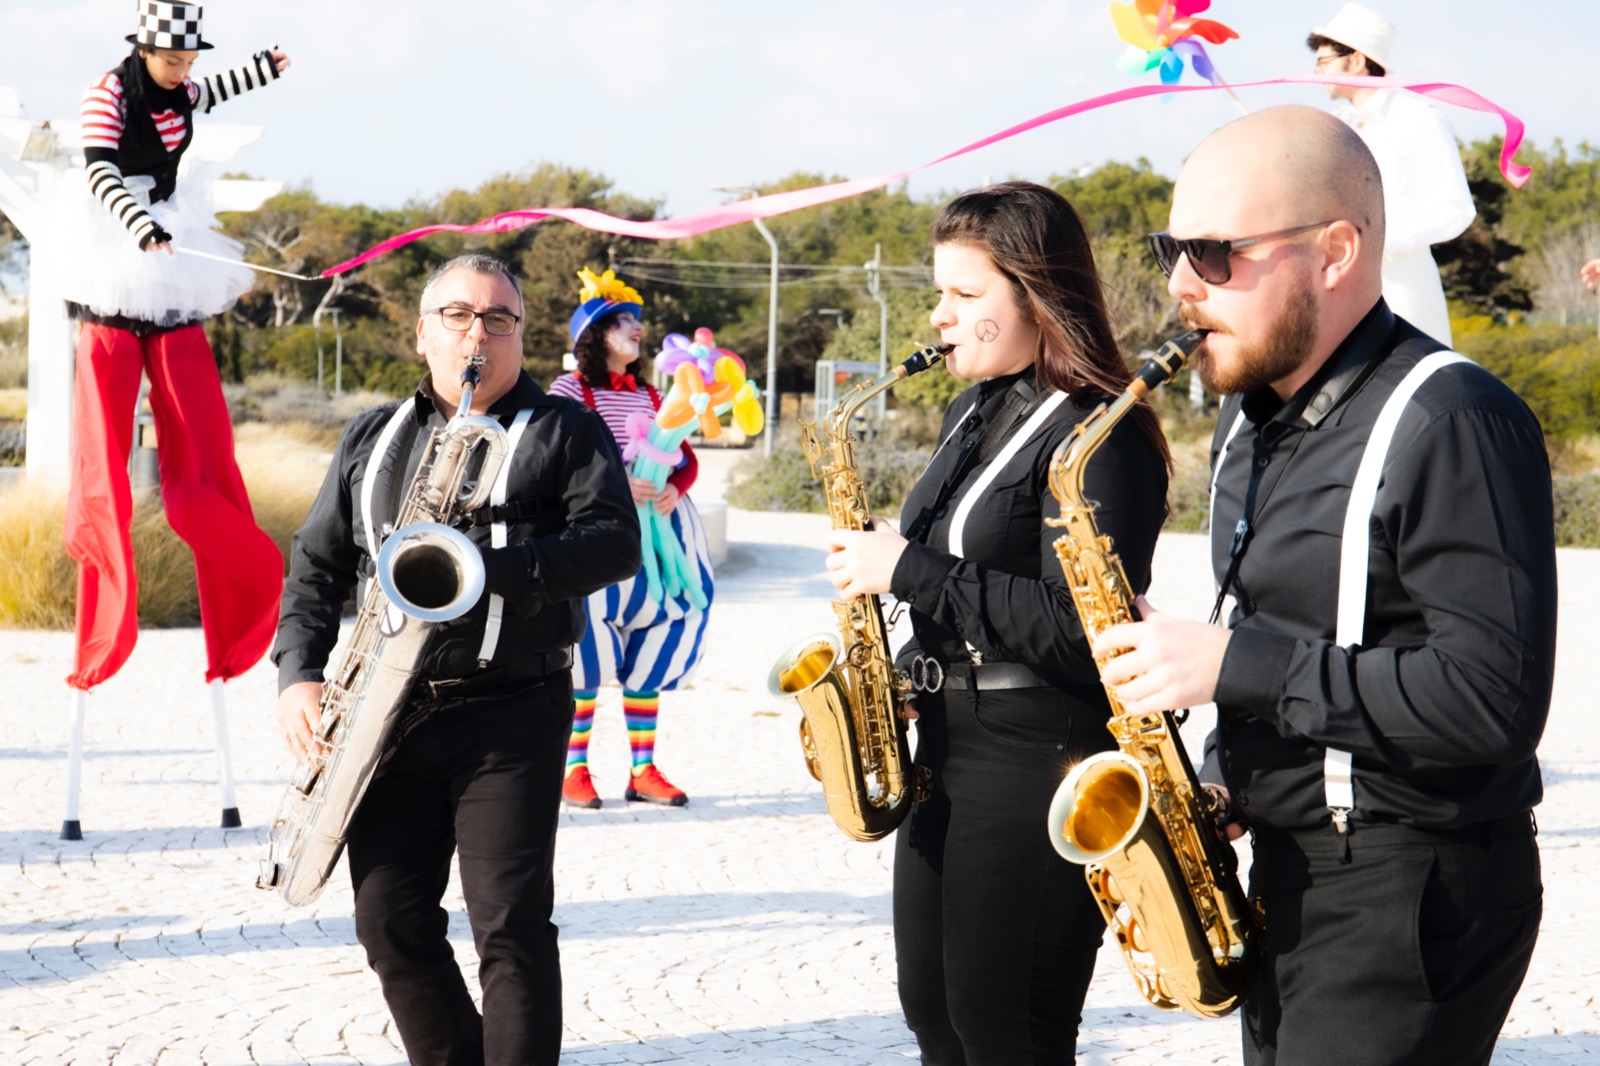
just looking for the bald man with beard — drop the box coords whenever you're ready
[1092,106,1555,1065]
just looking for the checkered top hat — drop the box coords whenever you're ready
[1312,3,1395,69]
[126,1,214,51]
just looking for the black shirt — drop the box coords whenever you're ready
[890,367,1170,688]
[1200,302,1557,831]
[272,370,641,691]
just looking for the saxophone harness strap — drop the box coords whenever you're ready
[1328,351,1469,833]
[477,408,534,665]
[360,400,537,668]
[1205,351,1470,836]
[948,390,1069,662]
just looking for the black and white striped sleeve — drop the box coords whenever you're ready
[82,152,167,248]
[193,49,282,113]
[79,76,165,248]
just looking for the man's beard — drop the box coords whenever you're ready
[1182,283,1319,396]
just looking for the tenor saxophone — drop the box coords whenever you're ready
[258,358,511,906]
[1043,330,1259,1018]
[766,343,950,842]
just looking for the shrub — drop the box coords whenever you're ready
[726,425,929,516]
[1553,473,1600,547]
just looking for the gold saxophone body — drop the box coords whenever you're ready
[766,343,951,842]
[1043,330,1259,1018]
[258,359,511,906]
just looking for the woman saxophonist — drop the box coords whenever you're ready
[824,181,1171,1062]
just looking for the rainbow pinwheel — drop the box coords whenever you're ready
[620,339,763,608]
[1110,0,1238,85]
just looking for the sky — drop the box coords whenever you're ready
[0,0,1591,230]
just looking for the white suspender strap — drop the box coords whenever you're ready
[1325,351,1470,830]
[476,408,534,665]
[948,391,1068,557]
[946,390,1068,661]
[361,399,417,561]
[1207,408,1248,551]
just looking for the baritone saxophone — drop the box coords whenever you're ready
[257,358,511,906]
[1043,330,1259,1018]
[766,343,951,842]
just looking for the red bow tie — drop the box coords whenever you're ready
[608,372,638,392]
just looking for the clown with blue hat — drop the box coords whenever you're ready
[547,268,715,811]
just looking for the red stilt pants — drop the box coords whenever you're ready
[64,322,283,690]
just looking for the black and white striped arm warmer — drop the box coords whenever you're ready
[195,49,282,114]
[82,150,167,248]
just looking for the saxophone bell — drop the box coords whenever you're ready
[1047,750,1149,863]
[376,522,487,624]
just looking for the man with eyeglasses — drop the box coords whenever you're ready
[1306,2,1475,346]
[272,253,640,1065]
[1094,106,1553,1065]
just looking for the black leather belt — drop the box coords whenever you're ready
[416,648,573,701]
[942,660,1054,691]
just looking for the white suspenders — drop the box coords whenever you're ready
[361,401,536,667]
[1324,351,1469,830]
[477,408,533,664]
[947,391,1068,556]
[1207,352,1469,831]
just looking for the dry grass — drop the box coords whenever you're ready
[0,388,25,420]
[0,422,329,630]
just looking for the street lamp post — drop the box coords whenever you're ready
[865,243,888,375]
[713,186,780,457]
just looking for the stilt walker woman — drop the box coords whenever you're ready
[54,2,292,836]
[548,269,714,808]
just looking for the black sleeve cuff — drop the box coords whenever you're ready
[276,652,327,694]
[481,542,534,599]
[889,540,955,611]
[1214,626,1297,726]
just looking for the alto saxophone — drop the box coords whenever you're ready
[258,358,511,905]
[1043,330,1259,1018]
[766,343,951,842]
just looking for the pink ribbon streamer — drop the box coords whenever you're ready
[323,75,1529,277]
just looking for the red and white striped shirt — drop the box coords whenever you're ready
[79,72,198,154]
[548,373,699,493]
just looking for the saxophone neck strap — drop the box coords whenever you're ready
[361,398,418,561]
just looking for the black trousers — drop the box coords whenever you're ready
[894,683,1115,1065]
[346,671,574,1066]
[1243,813,1542,1066]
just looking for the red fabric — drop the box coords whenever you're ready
[607,371,637,392]
[65,323,284,690]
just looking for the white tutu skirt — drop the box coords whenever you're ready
[49,165,254,328]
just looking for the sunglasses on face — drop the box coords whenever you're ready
[1147,220,1336,286]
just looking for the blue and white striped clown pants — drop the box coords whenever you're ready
[573,496,714,692]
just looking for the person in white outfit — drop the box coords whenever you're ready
[1308,3,1475,345]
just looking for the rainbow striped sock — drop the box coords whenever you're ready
[567,690,597,773]
[623,690,660,774]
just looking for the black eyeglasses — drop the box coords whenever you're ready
[425,306,522,336]
[1147,221,1336,286]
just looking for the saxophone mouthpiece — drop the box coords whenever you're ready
[898,343,954,379]
[1135,329,1208,392]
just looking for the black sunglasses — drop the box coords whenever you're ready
[1147,220,1336,285]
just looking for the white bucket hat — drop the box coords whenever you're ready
[1312,3,1395,69]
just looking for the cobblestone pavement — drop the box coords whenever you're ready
[1,492,1596,1063]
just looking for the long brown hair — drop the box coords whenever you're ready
[931,181,1170,468]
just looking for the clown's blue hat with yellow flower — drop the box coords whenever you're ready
[569,268,643,343]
